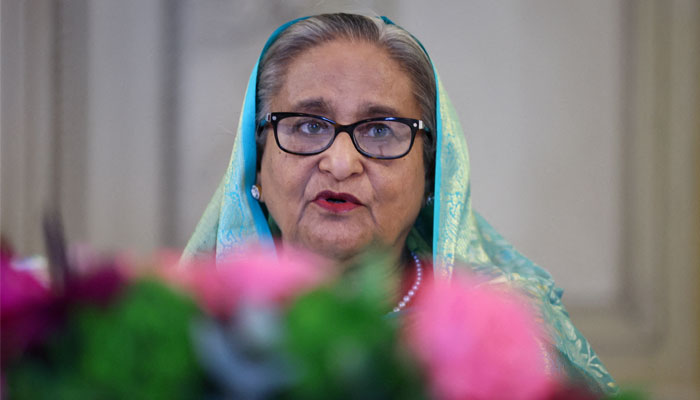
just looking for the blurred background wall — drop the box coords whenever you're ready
[2,0,698,398]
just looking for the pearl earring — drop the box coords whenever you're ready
[251,184,261,200]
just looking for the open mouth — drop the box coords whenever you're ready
[313,191,362,213]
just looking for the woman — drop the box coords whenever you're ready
[184,13,617,395]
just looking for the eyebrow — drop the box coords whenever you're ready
[289,99,402,119]
[361,103,401,118]
[291,98,331,115]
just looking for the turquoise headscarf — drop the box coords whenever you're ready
[183,15,617,395]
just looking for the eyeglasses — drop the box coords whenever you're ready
[258,112,431,160]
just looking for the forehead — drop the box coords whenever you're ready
[271,39,420,120]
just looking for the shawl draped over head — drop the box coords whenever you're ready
[183,15,618,395]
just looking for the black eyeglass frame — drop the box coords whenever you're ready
[257,112,432,160]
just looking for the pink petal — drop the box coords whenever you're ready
[165,246,325,317]
[406,273,554,400]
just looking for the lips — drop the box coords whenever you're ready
[313,190,362,213]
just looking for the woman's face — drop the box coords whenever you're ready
[259,39,426,263]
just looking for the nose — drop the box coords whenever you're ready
[318,132,364,180]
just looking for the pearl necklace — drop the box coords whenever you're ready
[392,252,423,313]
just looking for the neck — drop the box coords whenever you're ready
[334,247,414,311]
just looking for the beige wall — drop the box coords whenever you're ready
[2,0,698,397]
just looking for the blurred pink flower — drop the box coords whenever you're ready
[0,259,50,316]
[406,273,554,400]
[64,265,127,307]
[1,257,54,365]
[163,247,326,318]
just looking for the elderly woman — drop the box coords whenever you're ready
[184,13,617,395]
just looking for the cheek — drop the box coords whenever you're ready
[402,148,427,199]
[401,169,426,210]
[260,144,291,211]
[261,137,298,189]
[259,143,313,225]
[259,139,277,194]
[373,156,426,220]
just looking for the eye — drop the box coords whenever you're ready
[295,118,332,135]
[361,123,394,138]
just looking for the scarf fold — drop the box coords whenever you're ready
[183,15,617,395]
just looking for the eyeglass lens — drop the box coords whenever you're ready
[275,115,413,158]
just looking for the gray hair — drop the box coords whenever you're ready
[256,13,436,194]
